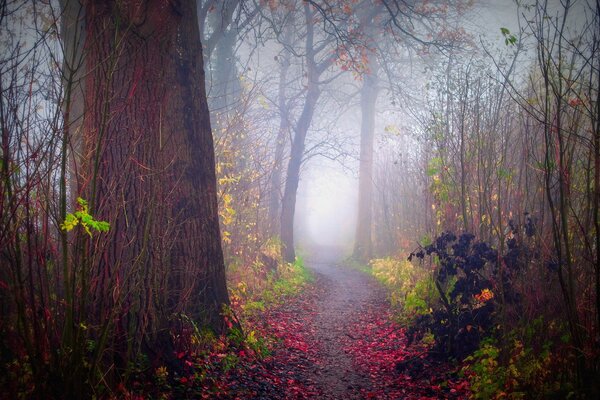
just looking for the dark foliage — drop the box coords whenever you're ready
[409,232,497,359]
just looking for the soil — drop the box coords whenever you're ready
[228,246,468,399]
[303,247,387,398]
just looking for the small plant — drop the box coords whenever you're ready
[60,197,110,236]
[463,334,559,399]
[369,257,437,327]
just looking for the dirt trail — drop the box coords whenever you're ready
[231,246,467,399]
[303,246,387,398]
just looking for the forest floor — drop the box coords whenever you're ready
[222,246,470,399]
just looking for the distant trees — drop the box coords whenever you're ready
[353,7,381,262]
[3,0,596,397]
[352,0,469,261]
[279,2,341,262]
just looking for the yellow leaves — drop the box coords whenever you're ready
[236,281,247,295]
[384,124,401,135]
[60,213,79,232]
[257,95,270,110]
[60,197,110,237]
[239,75,251,91]
[246,330,258,346]
[218,176,240,185]
[481,214,490,226]
[222,230,231,243]
[155,366,168,381]
[220,193,236,226]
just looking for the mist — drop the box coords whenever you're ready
[296,159,358,250]
[2,0,598,397]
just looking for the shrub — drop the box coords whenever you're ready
[463,333,564,399]
[369,257,437,327]
[409,232,497,359]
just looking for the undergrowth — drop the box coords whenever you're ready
[117,245,314,399]
[363,231,579,399]
[367,257,438,328]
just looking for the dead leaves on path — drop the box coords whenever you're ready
[133,278,469,399]
[227,279,470,399]
[343,311,469,399]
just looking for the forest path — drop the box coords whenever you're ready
[303,246,386,398]
[229,246,468,399]
[306,247,387,399]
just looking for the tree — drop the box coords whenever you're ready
[65,0,230,385]
[279,0,375,262]
[280,2,336,262]
[353,7,381,262]
[79,0,227,324]
[352,0,469,261]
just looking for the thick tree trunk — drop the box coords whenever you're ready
[353,66,379,262]
[80,0,229,354]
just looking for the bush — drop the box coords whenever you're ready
[369,257,437,326]
[463,333,564,399]
[409,232,497,359]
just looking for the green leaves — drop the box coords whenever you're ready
[426,157,443,177]
[60,197,110,236]
[500,27,517,46]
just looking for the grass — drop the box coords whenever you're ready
[259,256,313,305]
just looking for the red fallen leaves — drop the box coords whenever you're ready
[126,274,470,399]
[208,286,324,399]
[342,309,470,399]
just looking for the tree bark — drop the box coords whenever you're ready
[280,3,330,263]
[269,25,293,236]
[79,0,230,355]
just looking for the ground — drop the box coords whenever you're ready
[223,247,469,399]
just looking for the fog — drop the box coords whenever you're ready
[296,159,358,250]
[198,0,596,261]
[2,1,597,396]
[287,0,526,252]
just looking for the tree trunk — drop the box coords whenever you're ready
[353,64,379,262]
[280,86,320,262]
[280,3,328,263]
[79,0,229,357]
[269,27,292,236]
[210,28,242,123]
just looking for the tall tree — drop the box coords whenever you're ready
[353,6,381,261]
[73,0,230,369]
[353,61,379,261]
[280,2,338,262]
[269,22,293,236]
